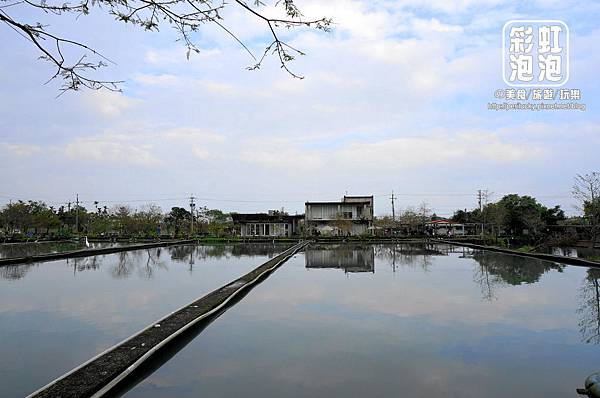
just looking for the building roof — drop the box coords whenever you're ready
[305,200,372,205]
[306,195,374,206]
[231,213,303,223]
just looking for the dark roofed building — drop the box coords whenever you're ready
[231,211,303,237]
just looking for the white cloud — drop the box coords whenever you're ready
[0,143,41,156]
[83,91,138,117]
[239,127,545,171]
[59,127,226,167]
[64,134,159,167]
[1,0,598,213]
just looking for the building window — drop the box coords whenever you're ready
[342,211,352,219]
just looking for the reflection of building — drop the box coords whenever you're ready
[305,245,375,273]
[231,211,303,237]
[305,196,374,236]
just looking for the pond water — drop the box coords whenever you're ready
[115,243,600,398]
[549,246,600,261]
[0,240,131,259]
[0,243,292,397]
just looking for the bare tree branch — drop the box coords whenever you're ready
[0,0,332,93]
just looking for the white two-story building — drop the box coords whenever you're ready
[305,195,374,236]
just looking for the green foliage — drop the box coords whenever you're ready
[451,194,566,243]
[516,245,535,253]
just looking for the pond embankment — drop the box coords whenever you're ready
[0,240,195,266]
[438,239,600,268]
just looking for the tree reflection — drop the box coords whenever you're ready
[471,251,563,285]
[373,244,441,272]
[578,268,600,344]
[0,263,35,280]
[470,251,564,302]
[0,243,292,281]
[472,262,504,301]
[167,243,291,263]
[68,256,102,273]
[110,249,166,279]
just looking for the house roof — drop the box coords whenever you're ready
[305,201,371,205]
[231,213,303,223]
[306,195,373,206]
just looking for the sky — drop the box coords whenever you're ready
[0,0,599,217]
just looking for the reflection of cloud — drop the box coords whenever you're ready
[249,249,580,332]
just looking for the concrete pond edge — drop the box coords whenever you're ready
[0,240,198,266]
[437,239,600,268]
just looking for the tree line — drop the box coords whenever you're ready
[374,172,600,245]
[0,202,232,240]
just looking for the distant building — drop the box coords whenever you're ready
[305,195,374,236]
[425,219,466,236]
[231,211,303,237]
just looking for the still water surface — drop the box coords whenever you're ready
[0,241,130,259]
[119,243,600,398]
[0,243,291,397]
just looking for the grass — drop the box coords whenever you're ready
[515,245,535,253]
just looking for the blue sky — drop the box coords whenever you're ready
[0,0,599,216]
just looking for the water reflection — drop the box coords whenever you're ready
[0,244,289,398]
[550,246,600,260]
[471,250,565,285]
[0,241,81,259]
[0,263,36,280]
[578,268,600,344]
[305,244,375,273]
[0,243,293,281]
[108,250,167,279]
[373,243,448,271]
[0,241,127,259]
[122,245,600,398]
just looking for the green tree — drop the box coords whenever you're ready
[494,194,545,237]
[134,204,163,236]
[113,205,135,236]
[165,207,191,236]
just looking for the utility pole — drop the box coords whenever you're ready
[477,190,483,238]
[390,191,396,222]
[75,194,79,239]
[189,195,196,236]
[477,189,489,239]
